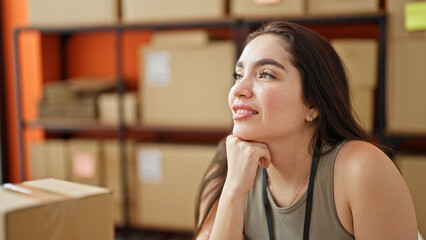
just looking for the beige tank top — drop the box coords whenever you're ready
[243,142,355,240]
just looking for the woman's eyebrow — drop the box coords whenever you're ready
[235,58,286,71]
[255,58,286,71]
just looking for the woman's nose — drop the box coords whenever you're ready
[231,76,253,98]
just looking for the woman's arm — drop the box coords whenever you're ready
[335,140,418,240]
[196,135,271,240]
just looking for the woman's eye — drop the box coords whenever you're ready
[232,72,243,81]
[258,70,276,79]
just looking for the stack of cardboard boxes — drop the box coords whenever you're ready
[38,78,115,122]
[386,0,426,134]
[30,139,133,227]
[386,0,426,237]
[29,140,217,231]
[26,0,383,27]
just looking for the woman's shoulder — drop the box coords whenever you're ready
[335,140,394,176]
[333,140,417,238]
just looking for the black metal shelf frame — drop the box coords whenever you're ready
[12,13,390,234]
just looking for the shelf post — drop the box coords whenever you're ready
[12,28,25,182]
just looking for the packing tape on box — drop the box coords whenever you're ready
[3,183,72,203]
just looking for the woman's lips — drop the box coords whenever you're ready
[232,104,258,120]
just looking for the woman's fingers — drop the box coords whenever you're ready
[225,135,271,194]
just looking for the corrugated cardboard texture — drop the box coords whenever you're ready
[121,0,225,23]
[395,155,426,237]
[27,0,118,26]
[386,37,426,134]
[231,0,305,18]
[131,143,217,231]
[140,41,234,129]
[307,0,379,15]
[0,179,113,240]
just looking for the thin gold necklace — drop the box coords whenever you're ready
[268,174,310,206]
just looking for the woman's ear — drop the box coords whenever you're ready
[306,107,319,122]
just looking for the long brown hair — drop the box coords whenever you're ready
[194,20,381,236]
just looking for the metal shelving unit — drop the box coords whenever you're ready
[14,12,422,237]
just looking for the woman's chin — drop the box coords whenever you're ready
[232,127,259,141]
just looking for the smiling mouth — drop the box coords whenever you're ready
[235,109,258,114]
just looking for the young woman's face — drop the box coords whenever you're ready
[229,34,311,142]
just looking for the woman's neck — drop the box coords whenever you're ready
[264,130,315,197]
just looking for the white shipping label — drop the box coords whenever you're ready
[145,51,171,87]
[137,148,164,184]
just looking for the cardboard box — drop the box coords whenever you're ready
[140,39,235,129]
[386,37,426,134]
[151,30,210,47]
[102,140,135,226]
[121,0,226,23]
[0,178,114,240]
[395,154,426,237]
[230,0,305,18]
[331,39,378,132]
[27,0,118,26]
[387,0,426,39]
[29,140,69,180]
[30,142,47,180]
[45,140,69,180]
[98,92,138,126]
[131,143,217,231]
[68,140,102,186]
[307,0,379,15]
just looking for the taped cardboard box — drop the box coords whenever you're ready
[121,0,226,23]
[307,0,379,15]
[387,0,426,38]
[230,0,305,18]
[27,0,118,27]
[0,178,114,240]
[68,140,102,186]
[140,39,235,129]
[98,92,138,126]
[331,39,378,132]
[101,140,135,226]
[131,143,216,231]
[395,154,426,237]
[386,37,426,134]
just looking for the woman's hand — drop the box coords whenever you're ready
[224,135,271,196]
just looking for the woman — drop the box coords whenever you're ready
[194,21,418,239]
